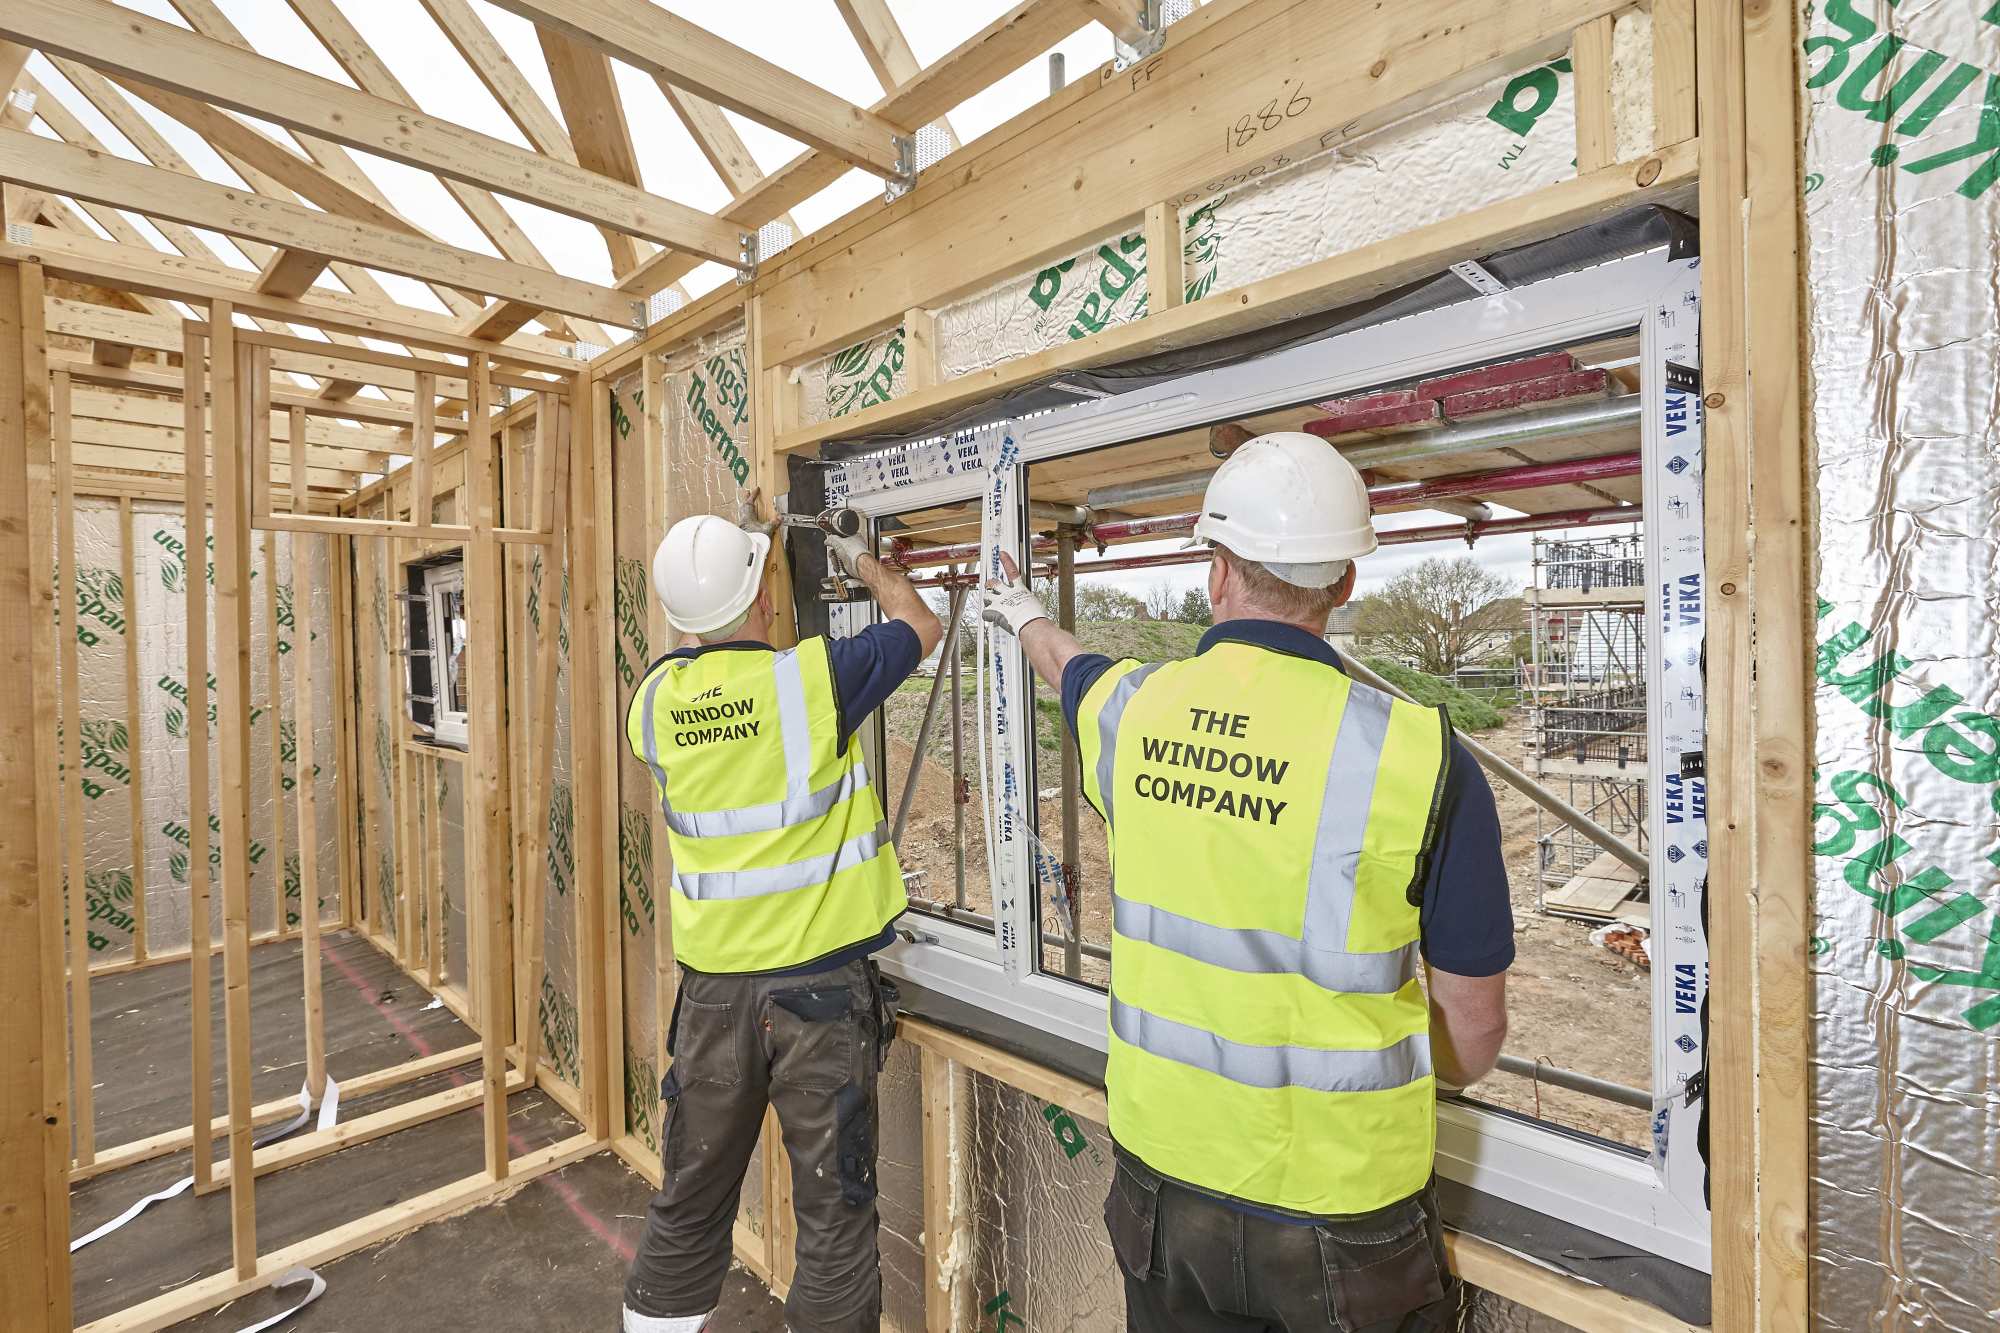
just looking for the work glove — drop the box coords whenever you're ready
[826,533,872,578]
[737,487,777,539]
[982,554,1050,636]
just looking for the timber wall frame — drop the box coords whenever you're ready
[0,2,1812,1331]
[581,2,1808,1330]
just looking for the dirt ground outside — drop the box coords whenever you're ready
[879,627,1652,1152]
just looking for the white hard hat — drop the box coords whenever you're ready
[1192,431,1376,586]
[652,514,772,635]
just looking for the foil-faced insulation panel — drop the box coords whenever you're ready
[439,756,468,990]
[1803,2,2000,1328]
[532,543,584,1093]
[354,505,401,943]
[876,1040,928,1332]
[962,1070,1123,1331]
[611,367,666,1148]
[1465,1290,1585,1333]
[61,501,342,969]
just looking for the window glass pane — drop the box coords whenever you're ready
[876,507,993,935]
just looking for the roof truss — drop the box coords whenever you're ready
[0,0,1121,355]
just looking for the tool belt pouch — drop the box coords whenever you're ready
[868,961,901,1068]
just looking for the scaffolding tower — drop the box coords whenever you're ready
[1525,533,1651,922]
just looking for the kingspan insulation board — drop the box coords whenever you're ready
[65,501,342,967]
[1802,1,2000,1328]
[794,19,1655,425]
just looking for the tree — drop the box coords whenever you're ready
[1144,581,1181,621]
[1353,557,1517,676]
[1074,583,1145,621]
[1174,586,1213,626]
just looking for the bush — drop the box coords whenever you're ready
[1358,656,1505,732]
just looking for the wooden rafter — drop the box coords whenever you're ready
[0,0,743,265]
[485,0,908,176]
[535,32,650,280]
[143,3,489,325]
[0,41,30,95]
[619,0,1092,297]
[40,55,455,398]
[279,0,610,344]
[416,0,654,288]
[832,0,962,149]
[0,134,636,326]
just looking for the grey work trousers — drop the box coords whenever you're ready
[624,959,898,1333]
[1106,1149,1466,1333]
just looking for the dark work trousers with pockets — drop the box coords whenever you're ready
[624,958,898,1333]
[1105,1148,1466,1333]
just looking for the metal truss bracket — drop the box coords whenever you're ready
[1449,259,1509,296]
[883,134,918,205]
[735,230,759,287]
[628,299,649,332]
[1111,0,1167,70]
[5,222,33,247]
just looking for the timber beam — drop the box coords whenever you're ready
[484,0,908,176]
[616,0,1093,297]
[0,0,745,266]
[0,134,636,327]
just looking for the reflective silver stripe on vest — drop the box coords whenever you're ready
[661,763,872,839]
[1111,996,1431,1093]
[1112,897,1416,995]
[1094,662,1163,829]
[1301,679,1394,953]
[673,821,889,902]
[772,649,812,800]
[637,668,671,794]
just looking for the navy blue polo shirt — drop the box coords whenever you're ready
[643,620,922,976]
[1059,619,1515,979]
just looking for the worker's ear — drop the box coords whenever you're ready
[1328,562,1358,608]
[1207,548,1229,607]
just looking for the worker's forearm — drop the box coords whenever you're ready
[860,554,943,655]
[1430,1007,1507,1089]
[1018,616,1085,692]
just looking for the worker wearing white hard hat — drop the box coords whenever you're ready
[985,431,1512,1333]
[622,509,941,1333]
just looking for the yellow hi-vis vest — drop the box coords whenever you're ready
[1077,641,1451,1215]
[626,638,907,974]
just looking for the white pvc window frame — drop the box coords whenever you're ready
[423,562,470,749]
[837,250,1712,1272]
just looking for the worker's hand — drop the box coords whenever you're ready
[826,533,872,577]
[737,487,777,539]
[981,553,1050,636]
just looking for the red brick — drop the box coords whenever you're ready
[1441,369,1610,420]
[1414,351,1580,401]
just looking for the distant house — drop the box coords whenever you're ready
[1323,603,1366,657]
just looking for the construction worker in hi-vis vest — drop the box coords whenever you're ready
[621,507,940,1333]
[984,432,1514,1333]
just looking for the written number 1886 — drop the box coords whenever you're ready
[1225,82,1313,154]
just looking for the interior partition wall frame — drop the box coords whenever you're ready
[838,249,1713,1273]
